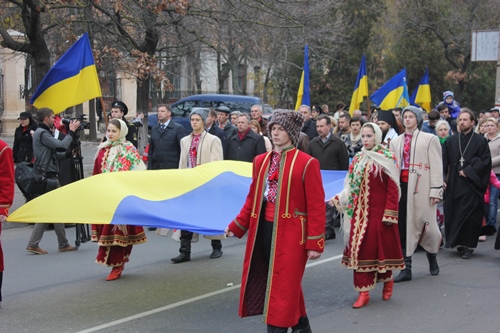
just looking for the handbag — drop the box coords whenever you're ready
[15,151,55,195]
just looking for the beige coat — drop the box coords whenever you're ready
[390,129,443,256]
[486,133,500,174]
[179,131,223,168]
[179,131,223,239]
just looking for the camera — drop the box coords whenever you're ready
[62,114,89,131]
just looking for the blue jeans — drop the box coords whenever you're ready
[487,176,500,228]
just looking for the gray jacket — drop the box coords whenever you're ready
[33,123,75,174]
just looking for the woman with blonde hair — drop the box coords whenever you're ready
[435,120,451,145]
[92,119,147,281]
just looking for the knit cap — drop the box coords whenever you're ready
[189,108,209,123]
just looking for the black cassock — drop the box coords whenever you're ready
[443,131,491,249]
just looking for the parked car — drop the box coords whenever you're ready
[263,104,273,120]
[148,94,264,132]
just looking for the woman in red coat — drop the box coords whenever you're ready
[331,123,404,308]
[92,119,147,281]
[0,140,15,305]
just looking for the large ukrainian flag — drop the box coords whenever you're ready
[410,67,431,112]
[30,33,102,114]
[295,44,310,110]
[7,161,347,234]
[349,55,369,115]
[370,68,410,110]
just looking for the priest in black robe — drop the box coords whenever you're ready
[443,109,491,259]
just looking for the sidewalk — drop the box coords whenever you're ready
[1,135,100,230]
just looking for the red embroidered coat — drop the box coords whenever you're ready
[228,147,325,328]
[337,164,404,274]
[0,140,15,273]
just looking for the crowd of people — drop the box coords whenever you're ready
[1,93,500,332]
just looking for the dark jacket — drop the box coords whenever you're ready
[208,125,228,159]
[148,120,187,170]
[33,123,75,174]
[123,118,138,148]
[227,130,267,162]
[306,134,349,170]
[220,122,238,141]
[13,121,37,163]
[302,119,318,140]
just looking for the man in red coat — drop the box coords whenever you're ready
[226,110,325,333]
[0,140,15,306]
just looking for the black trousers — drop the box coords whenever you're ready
[398,181,408,256]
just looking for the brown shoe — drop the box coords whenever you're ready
[26,246,48,255]
[58,244,78,252]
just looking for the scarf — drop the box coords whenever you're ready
[439,136,448,145]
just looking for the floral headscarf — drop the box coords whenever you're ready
[97,119,145,173]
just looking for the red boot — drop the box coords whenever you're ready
[382,279,394,300]
[106,266,123,281]
[352,291,370,308]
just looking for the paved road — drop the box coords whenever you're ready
[1,224,499,333]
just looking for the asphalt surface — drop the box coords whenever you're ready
[1,224,500,333]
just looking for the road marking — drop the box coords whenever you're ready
[74,254,342,333]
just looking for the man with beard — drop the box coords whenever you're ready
[335,113,351,142]
[377,110,399,147]
[443,108,491,259]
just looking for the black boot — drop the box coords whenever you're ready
[394,256,412,283]
[171,238,191,263]
[292,316,312,333]
[267,325,288,333]
[210,240,223,259]
[426,252,439,275]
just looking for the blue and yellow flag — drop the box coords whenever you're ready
[349,55,369,115]
[30,33,102,114]
[7,161,347,235]
[410,67,431,112]
[295,45,310,110]
[370,68,410,110]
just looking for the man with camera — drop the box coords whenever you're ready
[26,108,81,255]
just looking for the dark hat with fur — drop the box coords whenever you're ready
[268,110,304,146]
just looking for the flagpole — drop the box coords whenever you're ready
[100,96,108,130]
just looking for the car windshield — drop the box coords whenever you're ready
[200,100,256,114]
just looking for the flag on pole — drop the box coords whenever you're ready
[410,67,432,112]
[295,45,310,110]
[30,32,102,114]
[370,68,410,110]
[349,55,369,115]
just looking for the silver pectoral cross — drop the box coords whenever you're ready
[459,157,464,167]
